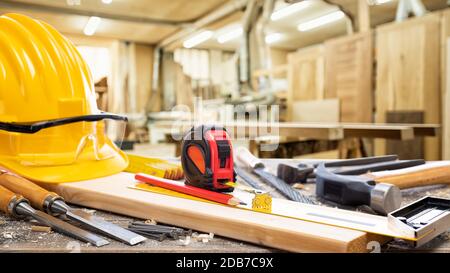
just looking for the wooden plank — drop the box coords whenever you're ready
[386,111,424,160]
[357,0,371,32]
[342,124,414,140]
[324,32,373,123]
[43,173,376,253]
[445,37,450,160]
[153,121,429,141]
[153,121,344,140]
[441,9,450,160]
[375,13,441,160]
[287,45,325,121]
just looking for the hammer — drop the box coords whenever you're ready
[315,163,402,215]
[278,157,425,184]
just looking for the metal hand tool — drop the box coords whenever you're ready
[315,163,402,215]
[388,196,450,247]
[0,170,146,245]
[0,184,109,247]
[234,166,265,191]
[235,147,315,204]
[278,155,425,184]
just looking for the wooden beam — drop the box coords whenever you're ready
[358,0,371,32]
[153,121,439,140]
[343,124,414,140]
[43,173,378,253]
[153,121,344,140]
[0,0,184,26]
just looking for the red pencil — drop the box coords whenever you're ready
[135,173,246,206]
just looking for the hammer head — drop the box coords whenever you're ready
[315,163,401,215]
[277,163,314,184]
[370,183,402,215]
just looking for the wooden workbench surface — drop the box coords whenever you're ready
[0,159,449,253]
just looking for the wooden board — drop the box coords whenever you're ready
[287,45,325,121]
[43,172,381,253]
[375,13,441,160]
[442,9,450,160]
[386,111,424,160]
[291,99,340,123]
[445,38,450,160]
[324,32,373,123]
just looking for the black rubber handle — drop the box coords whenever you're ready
[315,163,374,206]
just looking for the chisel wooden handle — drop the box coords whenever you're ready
[0,171,60,211]
[0,184,27,217]
[235,147,264,169]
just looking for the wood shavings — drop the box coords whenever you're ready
[31,226,52,233]
[2,232,14,239]
[179,236,191,246]
[292,183,305,190]
[192,233,214,243]
[81,209,96,215]
[144,219,157,225]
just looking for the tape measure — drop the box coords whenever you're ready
[181,125,236,193]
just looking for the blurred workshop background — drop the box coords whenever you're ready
[1,0,448,160]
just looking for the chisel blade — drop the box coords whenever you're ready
[26,208,109,247]
[66,209,146,245]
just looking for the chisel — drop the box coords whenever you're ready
[0,170,146,246]
[0,184,109,247]
[235,147,315,204]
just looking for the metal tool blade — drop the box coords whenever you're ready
[15,203,109,247]
[66,209,146,245]
[254,167,316,204]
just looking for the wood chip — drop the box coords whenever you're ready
[292,183,305,190]
[31,226,52,233]
[144,219,157,225]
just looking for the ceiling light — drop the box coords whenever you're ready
[183,31,214,48]
[265,33,282,44]
[102,0,113,4]
[369,0,391,5]
[297,11,345,32]
[271,1,310,21]
[217,27,243,44]
[84,16,101,36]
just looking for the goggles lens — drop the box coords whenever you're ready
[2,119,126,166]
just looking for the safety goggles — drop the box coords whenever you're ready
[0,112,127,134]
[0,113,128,166]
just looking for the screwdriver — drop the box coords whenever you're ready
[0,184,109,247]
[0,170,146,246]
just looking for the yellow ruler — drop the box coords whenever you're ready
[125,154,184,180]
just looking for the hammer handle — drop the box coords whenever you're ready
[369,162,450,189]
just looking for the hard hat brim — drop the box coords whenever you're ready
[0,145,129,183]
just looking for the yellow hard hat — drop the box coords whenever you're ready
[0,13,129,183]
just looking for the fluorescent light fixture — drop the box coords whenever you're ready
[83,16,101,36]
[102,0,113,4]
[271,1,310,21]
[217,27,243,44]
[265,33,282,44]
[370,0,391,5]
[183,31,213,48]
[297,11,345,32]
